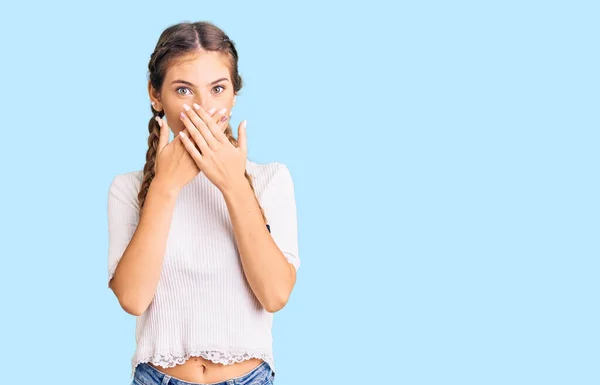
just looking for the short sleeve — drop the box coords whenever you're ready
[258,164,300,270]
[107,174,141,287]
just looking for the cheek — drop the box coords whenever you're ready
[163,104,185,129]
[166,112,183,129]
[161,99,184,123]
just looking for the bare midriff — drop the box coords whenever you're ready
[148,356,264,384]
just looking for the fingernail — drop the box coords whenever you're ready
[220,115,228,123]
[155,116,162,126]
[218,107,227,115]
[183,104,191,111]
[193,103,201,110]
[208,107,217,115]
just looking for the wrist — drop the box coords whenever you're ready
[150,176,180,199]
[220,176,250,197]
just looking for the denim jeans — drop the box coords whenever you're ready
[131,361,275,385]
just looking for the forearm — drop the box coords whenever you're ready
[222,180,295,313]
[110,178,178,316]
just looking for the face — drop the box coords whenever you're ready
[148,51,236,136]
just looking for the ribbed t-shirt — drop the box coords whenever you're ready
[107,159,300,379]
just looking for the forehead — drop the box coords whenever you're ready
[164,51,230,83]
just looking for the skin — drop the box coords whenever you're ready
[149,50,235,139]
[145,50,295,383]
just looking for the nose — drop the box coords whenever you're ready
[193,96,214,112]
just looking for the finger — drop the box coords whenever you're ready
[179,108,217,154]
[238,120,248,154]
[179,109,211,154]
[181,105,215,150]
[181,128,201,154]
[183,104,219,150]
[154,116,172,174]
[178,130,203,164]
[192,103,229,144]
[213,107,230,134]
[156,116,169,152]
[171,128,185,158]
[203,107,227,134]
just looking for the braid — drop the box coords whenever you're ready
[138,107,164,213]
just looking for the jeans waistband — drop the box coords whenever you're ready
[133,360,274,385]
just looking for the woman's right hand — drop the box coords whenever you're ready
[153,116,201,193]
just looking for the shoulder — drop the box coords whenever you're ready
[110,169,143,190]
[246,159,295,204]
[245,159,293,192]
[108,169,144,207]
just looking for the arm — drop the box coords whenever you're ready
[221,164,299,313]
[108,176,179,316]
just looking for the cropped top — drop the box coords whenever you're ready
[107,159,300,379]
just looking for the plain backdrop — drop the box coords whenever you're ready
[0,1,598,384]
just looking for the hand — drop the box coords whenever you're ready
[153,115,200,193]
[178,103,248,192]
[179,106,221,154]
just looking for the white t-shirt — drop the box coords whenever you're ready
[107,159,299,379]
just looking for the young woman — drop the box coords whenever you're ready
[107,21,300,385]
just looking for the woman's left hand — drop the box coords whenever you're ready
[178,103,248,193]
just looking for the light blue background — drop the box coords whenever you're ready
[0,1,597,384]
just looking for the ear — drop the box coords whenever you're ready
[148,81,162,110]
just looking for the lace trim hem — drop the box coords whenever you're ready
[134,348,274,370]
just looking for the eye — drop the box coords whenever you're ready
[176,87,191,96]
[213,85,225,94]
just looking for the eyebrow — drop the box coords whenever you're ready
[171,78,229,87]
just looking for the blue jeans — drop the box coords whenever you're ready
[131,361,275,385]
